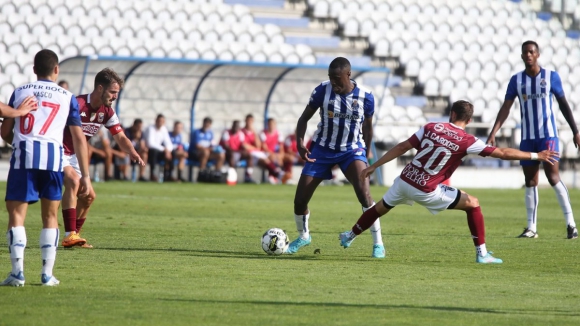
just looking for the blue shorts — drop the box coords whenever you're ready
[519,137,560,166]
[5,168,63,203]
[301,144,368,180]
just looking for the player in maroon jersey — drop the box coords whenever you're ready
[60,68,145,248]
[338,100,558,263]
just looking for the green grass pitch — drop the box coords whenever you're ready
[0,182,579,325]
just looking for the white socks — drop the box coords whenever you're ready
[7,226,26,275]
[525,186,538,232]
[553,181,576,228]
[40,228,59,276]
[294,213,310,240]
[526,182,577,232]
[364,203,383,245]
[476,244,487,257]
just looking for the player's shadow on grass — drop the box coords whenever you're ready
[94,247,320,261]
[160,298,580,317]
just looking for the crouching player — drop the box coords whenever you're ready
[339,100,559,263]
[61,68,144,248]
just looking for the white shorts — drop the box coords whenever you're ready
[63,154,82,177]
[250,151,268,165]
[383,177,460,215]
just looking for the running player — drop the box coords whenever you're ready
[286,57,385,258]
[60,68,144,248]
[0,49,92,286]
[487,40,579,239]
[339,100,559,263]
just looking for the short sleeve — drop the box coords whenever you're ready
[308,83,325,109]
[221,131,230,142]
[505,75,518,101]
[408,126,425,149]
[466,137,496,156]
[7,92,15,108]
[191,130,199,145]
[550,71,565,99]
[363,92,374,117]
[66,96,82,127]
[105,111,123,135]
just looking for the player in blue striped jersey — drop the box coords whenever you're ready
[285,57,385,258]
[0,50,93,286]
[488,41,579,239]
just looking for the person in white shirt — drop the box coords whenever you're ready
[144,114,173,182]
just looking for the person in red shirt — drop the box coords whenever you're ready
[260,118,284,166]
[242,114,281,184]
[281,131,305,184]
[338,100,559,264]
[221,120,255,182]
[60,69,145,248]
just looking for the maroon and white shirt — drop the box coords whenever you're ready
[63,94,123,155]
[401,122,496,193]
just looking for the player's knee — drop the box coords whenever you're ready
[546,174,560,186]
[467,195,480,209]
[64,175,80,190]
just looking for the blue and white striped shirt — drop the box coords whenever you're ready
[308,80,374,151]
[505,68,564,140]
[8,80,82,172]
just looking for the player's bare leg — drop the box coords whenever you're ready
[76,186,96,248]
[542,161,577,238]
[339,199,391,249]
[451,191,502,263]
[343,160,385,258]
[285,175,324,254]
[61,166,86,248]
[2,201,28,286]
[521,165,541,237]
[40,199,61,285]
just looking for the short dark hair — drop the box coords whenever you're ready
[94,68,124,89]
[58,80,68,87]
[267,118,275,123]
[522,40,540,53]
[329,57,351,71]
[156,114,164,120]
[450,100,474,122]
[245,114,253,120]
[133,118,143,125]
[203,117,212,124]
[34,49,59,77]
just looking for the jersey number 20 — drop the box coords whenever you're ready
[19,101,60,135]
[411,139,452,175]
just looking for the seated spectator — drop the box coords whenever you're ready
[221,120,253,183]
[170,121,189,182]
[120,119,147,181]
[88,128,125,181]
[190,117,225,172]
[242,114,280,184]
[260,118,284,167]
[282,131,305,184]
[58,80,69,90]
[144,114,173,182]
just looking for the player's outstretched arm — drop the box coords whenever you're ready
[1,118,15,144]
[555,96,580,149]
[295,105,317,162]
[114,131,145,166]
[486,99,514,146]
[489,147,559,165]
[362,116,373,158]
[360,140,414,180]
[69,125,93,197]
[0,96,37,118]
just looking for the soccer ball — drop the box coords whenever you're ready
[261,228,289,255]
